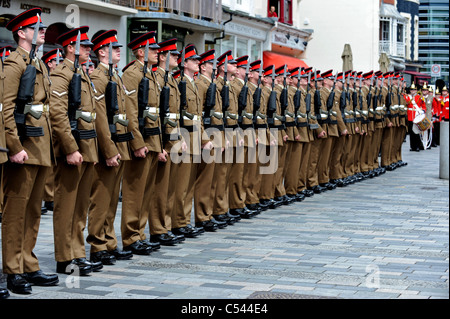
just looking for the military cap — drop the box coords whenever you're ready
[410,83,417,90]
[275,65,290,77]
[250,60,262,72]
[311,70,322,81]
[422,82,430,91]
[178,44,201,64]
[374,71,383,78]
[289,67,301,77]
[172,69,181,79]
[217,50,236,67]
[235,55,249,68]
[127,31,160,51]
[199,49,215,65]
[336,72,345,83]
[56,26,93,47]
[6,7,47,33]
[263,65,276,77]
[0,46,14,59]
[321,70,334,79]
[158,38,180,55]
[363,71,373,79]
[92,29,122,52]
[442,86,448,92]
[41,48,64,65]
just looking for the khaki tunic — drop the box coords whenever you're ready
[0,58,7,164]
[2,46,53,274]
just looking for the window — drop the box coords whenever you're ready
[397,23,404,42]
[268,0,292,25]
[380,19,390,41]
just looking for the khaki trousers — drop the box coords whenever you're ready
[189,159,215,223]
[150,154,173,234]
[306,138,322,188]
[285,141,302,195]
[297,142,311,192]
[244,146,260,205]
[274,143,289,198]
[121,152,158,244]
[213,152,231,215]
[87,161,124,253]
[381,127,394,167]
[360,132,372,172]
[258,144,277,200]
[53,160,94,262]
[2,163,49,273]
[318,136,335,184]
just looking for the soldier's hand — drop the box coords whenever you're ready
[158,150,168,163]
[341,129,348,136]
[295,135,300,141]
[239,139,245,147]
[202,141,213,151]
[106,154,121,167]
[181,141,188,153]
[134,147,148,158]
[318,131,327,139]
[9,150,28,164]
[283,135,288,142]
[355,126,360,133]
[67,151,83,166]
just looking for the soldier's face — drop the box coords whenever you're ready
[228,63,237,76]
[185,58,199,74]
[22,27,46,46]
[72,44,91,63]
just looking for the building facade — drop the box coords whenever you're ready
[418,0,449,83]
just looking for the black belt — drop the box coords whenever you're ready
[328,120,337,125]
[344,118,356,123]
[205,124,225,131]
[356,117,363,122]
[240,124,254,130]
[399,115,406,119]
[181,125,198,133]
[143,127,161,137]
[285,121,296,128]
[375,119,384,123]
[296,122,308,128]
[112,132,134,143]
[269,124,285,130]
[254,123,268,129]
[226,125,239,129]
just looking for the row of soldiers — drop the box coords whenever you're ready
[0,8,412,298]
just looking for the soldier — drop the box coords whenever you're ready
[230,55,259,217]
[273,65,291,205]
[258,65,284,209]
[213,51,253,220]
[328,72,349,188]
[431,87,441,147]
[284,67,303,202]
[396,76,408,166]
[171,44,212,238]
[2,8,59,294]
[441,86,449,121]
[360,71,376,178]
[0,43,10,300]
[40,48,64,215]
[405,82,422,152]
[121,31,163,252]
[153,38,186,244]
[192,49,230,229]
[85,30,133,265]
[247,59,269,212]
[50,26,101,275]
[421,82,433,150]
[306,70,327,194]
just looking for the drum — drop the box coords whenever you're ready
[413,113,432,133]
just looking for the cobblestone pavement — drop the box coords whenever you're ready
[1,139,448,300]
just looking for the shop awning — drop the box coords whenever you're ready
[403,70,431,78]
[263,51,309,70]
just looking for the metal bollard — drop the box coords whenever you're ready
[440,121,449,180]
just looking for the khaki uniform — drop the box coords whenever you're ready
[229,77,255,210]
[371,86,385,170]
[50,58,98,262]
[2,47,53,273]
[342,87,357,179]
[381,85,394,167]
[273,84,288,199]
[360,85,374,173]
[213,75,239,214]
[0,57,7,215]
[170,74,204,229]
[87,63,132,253]
[121,60,162,242]
[329,89,348,182]
[154,66,181,232]
[191,73,223,223]
[284,86,301,196]
[306,87,324,190]
[297,86,317,192]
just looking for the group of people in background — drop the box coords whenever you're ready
[0,7,448,299]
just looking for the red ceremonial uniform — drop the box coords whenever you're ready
[442,94,449,121]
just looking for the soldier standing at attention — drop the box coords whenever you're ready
[2,8,59,294]
[87,30,134,265]
[40,49,64,215]
[50,26,101,276]
[171,44,211,238]
[153,38,186,245]
[121,31,162,253]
